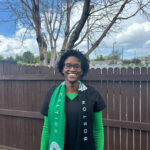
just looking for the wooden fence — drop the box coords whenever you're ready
[0,63,150,150]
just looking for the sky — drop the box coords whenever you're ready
[0,2,150,60]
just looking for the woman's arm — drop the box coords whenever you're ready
[40,116,49,150]
[93,111,104,150]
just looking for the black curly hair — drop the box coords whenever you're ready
[57,49,89,78]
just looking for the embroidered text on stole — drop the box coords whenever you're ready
[82,100,88,142]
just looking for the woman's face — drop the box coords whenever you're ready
[63,56,82,83]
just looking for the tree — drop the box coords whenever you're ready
[16,55,23,62]
[131,58,141,65]
[34,56,40,63]
[0,56,4,60]
[94,55,105,61]
[6,56,15,61]
[1,0,150,67]
[47,51,51,64]
[22,51,34,64]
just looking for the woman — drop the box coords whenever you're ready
[40,50,106,150]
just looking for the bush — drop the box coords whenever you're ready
[94,55,105,61]
[131,58,141,64]
[123,60,131,64]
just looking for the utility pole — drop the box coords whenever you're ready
[122,48,124,60]
[134,50,136,59]
[112,42,116,63]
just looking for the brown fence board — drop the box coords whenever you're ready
[120,68,127,121]
[113,80,121,120]
[141,68,148,123]
[121,129,126,150]
[126,68,134,150]
[104,126,108,150]
[115,128,120,150]
[109,127,114,150]
[148,132,150,150]
[113,68,121,150]
[0,63,3,74]
[126,68,134,122]
[148,68,150,150]
[141,131,148,150]
[128,129,133,150]
[148,81,150,124]
[134,130,140,150]
[107,68,115,150]
[0,109,43,119]
[120,68,127,150]
[114,68,121,121]
[0,81,4,109]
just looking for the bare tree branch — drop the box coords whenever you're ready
[20,0,32,12]
[85,0,129,57]
[73,18,98,47]
[61,0,72,50]
[117,1,150,20]
[66,0,91,50]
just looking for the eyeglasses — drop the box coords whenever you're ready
[64,63,81,70]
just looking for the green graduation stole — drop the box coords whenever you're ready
[48,82,66,150]
[48,81,94,150]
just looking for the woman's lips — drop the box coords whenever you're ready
[68,73,77,78]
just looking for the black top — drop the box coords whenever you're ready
[40,84,106,150]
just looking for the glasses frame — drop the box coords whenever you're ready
[64,63,81,70]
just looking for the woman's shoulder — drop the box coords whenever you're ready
[84,84,104,101]
[43,84,59,105]
[85,84,106,111]
[46,85,58,94]
[85,84,99,94]
[40,84,58,116]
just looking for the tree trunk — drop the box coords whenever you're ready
[50,47,56,68]
[66,0,90,50]
[36,33,48,66]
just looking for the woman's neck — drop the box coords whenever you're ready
[65,80,79,94]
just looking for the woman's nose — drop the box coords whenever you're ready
[69,66,76,71]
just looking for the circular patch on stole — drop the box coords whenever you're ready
[50,141,61,150]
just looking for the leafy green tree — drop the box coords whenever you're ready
[34,51,52,64]
[131,58,141,64]
[94,55,105,61]
[47,51,51,64]
[16,55,23,62]
[35,56,40,64]
[6,56,14,61]
[145,61,150,67]
[0,55,4,60]
[22,51,34,64]
[123,59,131,65]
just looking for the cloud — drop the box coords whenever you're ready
[115,22,150,47]
[15,22,36,38]
[126,48,150,53]
[125,47,150,59]
[144,40,150,48]
[0,27,38,58]
[70,2,83,28]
